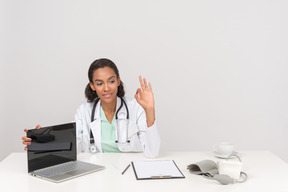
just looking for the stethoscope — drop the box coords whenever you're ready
[89,97,130,153]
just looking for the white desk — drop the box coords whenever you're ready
[1,151,288,192]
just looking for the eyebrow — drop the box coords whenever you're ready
[95,76,116,82]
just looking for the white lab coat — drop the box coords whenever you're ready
[74,97,161,158]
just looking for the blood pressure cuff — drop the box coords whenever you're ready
[30,134,55,143]
[187,160,219,176]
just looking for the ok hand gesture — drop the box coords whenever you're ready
[134,76,155,127]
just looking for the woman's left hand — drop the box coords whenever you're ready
[135,76,155,111]
[135,76,155,127]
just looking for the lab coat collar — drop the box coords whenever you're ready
[90,97,127,149]
[92,97,127,121]
[116,97,127,120]
[89,100,102,153]
[92,99,101,122]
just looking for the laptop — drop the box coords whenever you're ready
[26,122,105,183]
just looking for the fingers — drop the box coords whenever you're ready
[148,82,153,92]
[134,88,141,99]
[143,78,148,90]
[23,124,40,146]
[22,141,31,145]
[139,76,152,91]
[139,76,145,90]
[24,124,40,133]
[136,88,142,95]
[134,91,140,103]
[22,124,41,151]
[22,136,31,145]
[23,129,31,148]
[22,136,28,141]
[134,92,138,100]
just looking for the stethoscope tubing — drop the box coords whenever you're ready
[89,97,130,147]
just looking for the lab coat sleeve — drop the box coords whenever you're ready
[136,107,161,158]
[74,105,84,154]
[74,103,91,154]
[142,121,161,158]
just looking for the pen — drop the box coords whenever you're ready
[122,164,131,175]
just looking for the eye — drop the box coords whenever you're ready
[96,82,102,86]
[110,80,115,84]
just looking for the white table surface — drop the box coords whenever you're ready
[1,151,288,192]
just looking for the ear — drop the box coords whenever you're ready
[117,76,121,86]
[89,82,95,91]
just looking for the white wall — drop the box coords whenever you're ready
[1,0,288,162]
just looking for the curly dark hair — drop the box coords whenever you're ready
[85,58,125,102]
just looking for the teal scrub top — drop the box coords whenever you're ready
[100,106,121,153]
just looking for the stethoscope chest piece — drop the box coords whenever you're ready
[89,145,97,154]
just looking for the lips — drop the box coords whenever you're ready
[102,93,113,98]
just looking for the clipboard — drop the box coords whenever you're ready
[131,160,185,180]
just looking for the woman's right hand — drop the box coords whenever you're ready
[22,125,41,151]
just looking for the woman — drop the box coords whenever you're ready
[22,58,160,158]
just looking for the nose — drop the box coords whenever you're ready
[104,83,109,91]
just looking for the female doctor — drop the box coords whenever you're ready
[22,58,160,158]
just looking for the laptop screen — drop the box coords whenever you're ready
[27,122,77,173]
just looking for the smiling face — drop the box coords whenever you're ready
[89,66,121,105]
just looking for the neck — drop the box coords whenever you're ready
[101,98,117,124]
[101,99,117,114]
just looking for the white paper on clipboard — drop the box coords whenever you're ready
[131,160,185,180]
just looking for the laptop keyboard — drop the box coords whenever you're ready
[34,161,87,177]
